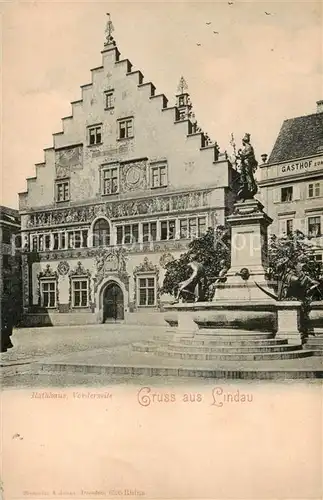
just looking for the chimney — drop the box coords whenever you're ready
[316,100,323,113]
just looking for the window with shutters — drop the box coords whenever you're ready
[281,186,293,202]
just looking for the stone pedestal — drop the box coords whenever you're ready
[214,198,273,302]
[276,301,303,345]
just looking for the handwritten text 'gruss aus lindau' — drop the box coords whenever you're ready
[137,386,254,407]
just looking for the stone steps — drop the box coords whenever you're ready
[153,332,276,342]
[152,348,313,362]
[133,342,301,355]
[165,343,301,354]
[304,336,323,355]
[173,338,288,347]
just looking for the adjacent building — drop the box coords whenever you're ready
[0,206,21,350]
[19,18,238,326]
[259,100,323,261]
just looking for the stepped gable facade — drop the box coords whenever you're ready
[19,19,237,325]
[259,100,323,261]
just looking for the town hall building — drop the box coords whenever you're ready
[19,16,238,326]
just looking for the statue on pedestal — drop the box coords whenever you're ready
[237,133,258,201]
[173,258,206,303]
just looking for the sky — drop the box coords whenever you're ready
[1,0,322,208]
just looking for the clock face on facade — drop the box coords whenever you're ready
[125,166,141,186]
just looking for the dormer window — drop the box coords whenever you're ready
[88,125,102,145]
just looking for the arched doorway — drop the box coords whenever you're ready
[102,282,124,322]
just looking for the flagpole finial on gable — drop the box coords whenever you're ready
[104,13,115,46]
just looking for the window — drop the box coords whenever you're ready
[138,277,156,306]
[143,222,157,242]
[118,118,133,139]
[56,181,69,202]
[117,224,139,245]
[198,217,206,237]
[308,182,321,198]
[44,234,51,250]
[72,279,89,307]
[82,230,89,248]
[281,186,293,202]
[53,233,59,250]
[178,96,185,106]
[308,216,321,237]
[314,254,322,262]
[160,220,175,240]
[180,217,206,239]
[102,166,119,195]
[89,125,102,145]
[2,227,11,244]
[286,219,293,235]
[93,218,110,247]
[151,165,167,188]
[68,232,74,249]
[41,281,56,308]
[180,219,188,239]
[105,91,114,109]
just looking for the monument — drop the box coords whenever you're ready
[145,133,316,356]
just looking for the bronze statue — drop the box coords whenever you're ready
[174,259,206,303]
[237,133,258,201]
[256,261,320,302]
[207,260,229,300]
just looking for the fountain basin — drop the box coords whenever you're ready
[164,300,277,333]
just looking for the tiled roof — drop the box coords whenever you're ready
[268,111,323,164]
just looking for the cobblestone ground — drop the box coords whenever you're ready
[0,323,165,363]
[0,324,168,388]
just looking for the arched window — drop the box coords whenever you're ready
[92,218,110,247]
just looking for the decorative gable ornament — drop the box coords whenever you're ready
[134,257,159,275]
[69,261,91,278]
[37,264,58,280]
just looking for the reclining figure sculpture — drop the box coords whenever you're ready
[173,259,206,303]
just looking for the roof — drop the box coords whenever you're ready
[268,111,323,164]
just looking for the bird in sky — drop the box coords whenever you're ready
[265,11,272,15]
[196,43,201,46]
[206,21,211,25]
[228,1,234,5]
[213,31,219,34]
